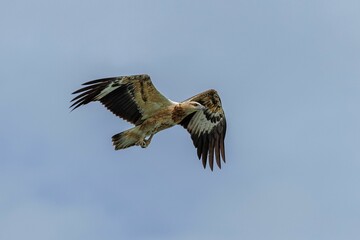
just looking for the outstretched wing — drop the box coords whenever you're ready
[70,74,174,125]
[179,89,227,170]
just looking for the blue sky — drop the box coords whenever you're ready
[1,0,360,239]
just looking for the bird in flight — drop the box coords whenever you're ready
[70,74,226,170]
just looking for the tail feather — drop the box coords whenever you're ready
[112,127,142,150]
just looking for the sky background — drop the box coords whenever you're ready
[1,0,360,239]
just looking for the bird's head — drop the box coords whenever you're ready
[182,101,206,114]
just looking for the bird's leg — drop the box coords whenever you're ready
[142,134,154,148]
[137,134,154,148]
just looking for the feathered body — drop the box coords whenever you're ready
[71,74,226,170]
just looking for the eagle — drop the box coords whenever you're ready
[70,74,226,170]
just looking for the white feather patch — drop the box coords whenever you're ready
[94,79,123,100]
[188,111,217,136]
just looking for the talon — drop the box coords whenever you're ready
[140,141,147,148]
